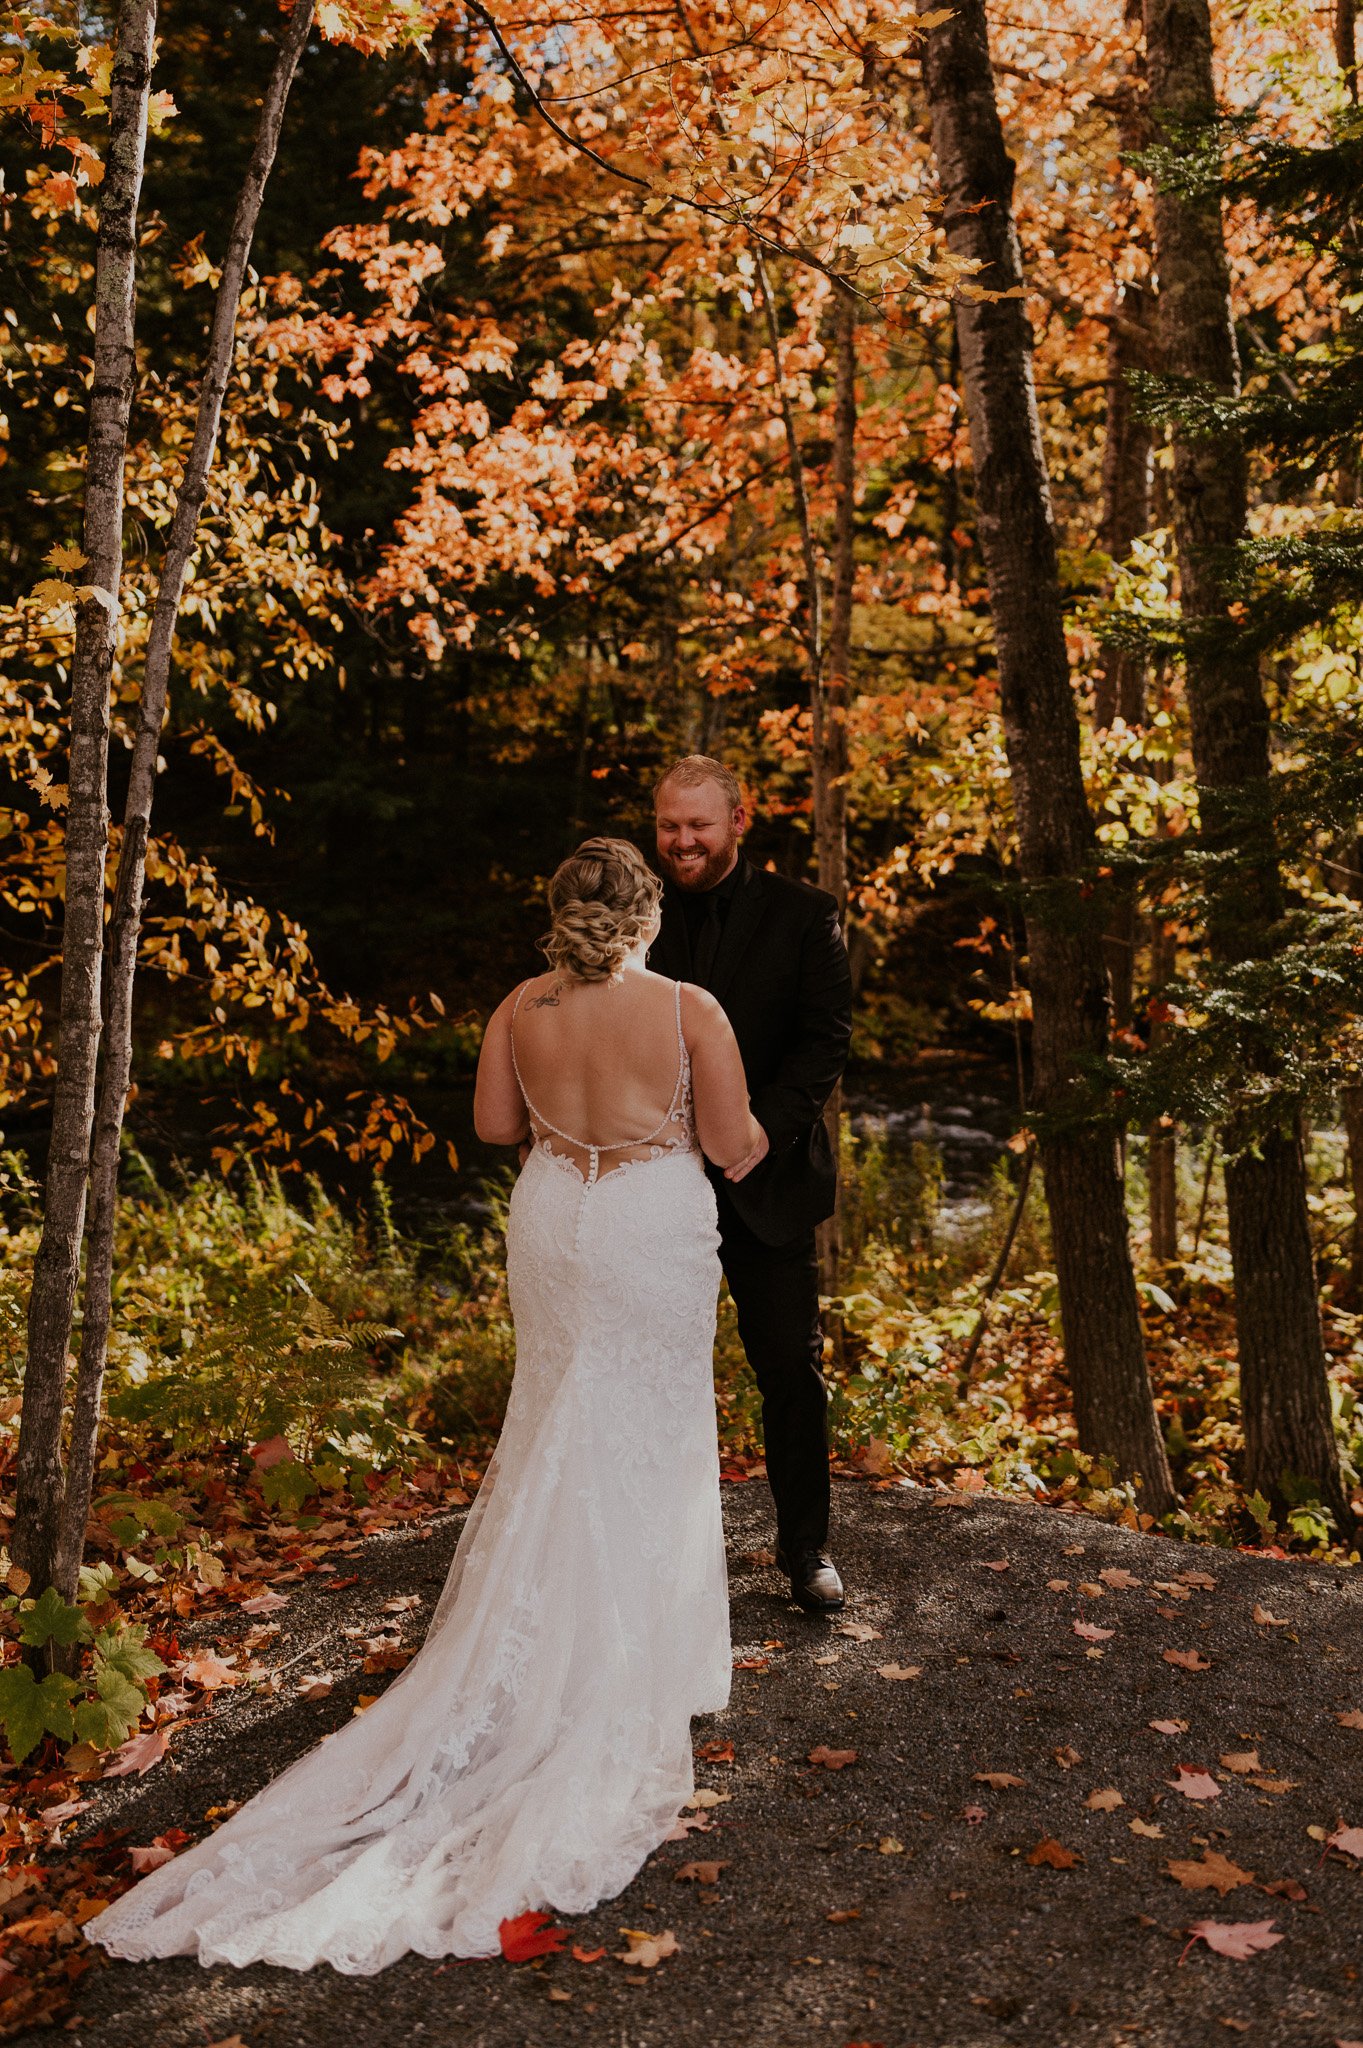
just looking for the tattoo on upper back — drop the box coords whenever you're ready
[527,986,562,1009]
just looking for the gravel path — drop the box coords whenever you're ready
[64,1479,1363,2047]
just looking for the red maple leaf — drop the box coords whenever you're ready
[499,1911,567,1962]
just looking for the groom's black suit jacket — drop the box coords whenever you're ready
[649,857,853,1247]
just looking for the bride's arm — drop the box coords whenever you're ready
[682,985,762,1170]
[474,990,532,1147]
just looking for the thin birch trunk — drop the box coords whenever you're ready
[13,0,158,1598]
[917,0,1174,1513]
[1144,0,1349,1532]
[53,0,317,1599]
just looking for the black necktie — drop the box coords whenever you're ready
[693,893,723,985]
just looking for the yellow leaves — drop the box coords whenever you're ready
[616,1927,679,1968]
[43,542,84,572]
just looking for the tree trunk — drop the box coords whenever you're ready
[1344,1083,1363,1302]
[1146,907,1179,1265]
[13,0,158,1598]
[1144,0,1349,1532]
[917,0,1174,1513]
[53,0,317,1601]
[1338,0,1359,100]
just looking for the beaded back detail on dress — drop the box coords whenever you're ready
[509,975,696,1188]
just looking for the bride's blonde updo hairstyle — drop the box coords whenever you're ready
[541,836,663,983]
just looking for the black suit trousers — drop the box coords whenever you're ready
[714,1181,830,1556]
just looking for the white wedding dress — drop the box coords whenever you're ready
[87,980,730,1973]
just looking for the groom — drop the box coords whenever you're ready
[648,755,853,1613]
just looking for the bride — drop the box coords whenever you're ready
[86,836,762,1974]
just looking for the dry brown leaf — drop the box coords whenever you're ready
[1130,1817,1165,1838]
[1078,1580,1105,1598]
[1166,1850,1255,1896]
[1100,1568,1141,1590]
[674,1860,728,1885]
[808,1745,858,1770]
[1247,1777,1299,1795]
[979,1559,1011,1573]
[1181,1918,1282,1962]
[876,1663,922,1681]
[1027,1837,1082,1869]
[616,1927,680,1969]
[1047,1578,1071,1592]
[1163,1649,1212,1671]
[1052,1745,1082,1770]
[835,1622,883,1643]
[878,1836,904,1855]
[1179,1570,1216,1590]
[1073,1620,1114,1642]
[297,1673,335,1701]
[102,1725,172,1778]
[1337,1709,1363,1730]
[1086,1788,1124,1811]
[176,1652,239,1690]
[1149,1718,1187,1735]
[685,1789,730,1809]
[1219,1751,1261,1775]
[975,1771,1025,1789]
[1252,1604,1289,1627]
[826,1907,861,1924]
[1327,1824,1363,1860]
[1168,1767,1221,1801]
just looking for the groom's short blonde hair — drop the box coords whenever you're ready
[653,754,742,811]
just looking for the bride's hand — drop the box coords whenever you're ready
[724,1125,769,1182]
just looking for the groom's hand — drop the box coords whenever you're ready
[725,1125,769,1183]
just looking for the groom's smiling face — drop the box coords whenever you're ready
[655,775,745,892]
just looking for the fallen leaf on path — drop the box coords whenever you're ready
[979,1559,1011,1572]
[1260,1878,1307,1901]
[1149,1719,1187,1736]
[1027,1837,1082,1868]
[878,1836,904,1855]
[975,1772,1025,1789]
[1047,1579,1071,1592]
[1078,1579,1104,1597]
[696,1739,734,1764]
[1100,1568,1141,1590]
[1180,1919,1283,1963]
[1252,1605,1288,1627]
[663,1815,712,1841]
[1247,1777,1298,1795]
[1166,1851,1255,1896]
[686,1789,730,1809]
[1052,1746,1082,1770]
[571,1945,605,1963]
[1086,1788,1124,1811]
[1163,1649,1212,1671]
[1073,1621,1114,1642]
[240,1589,290,1615]
[836,1622,883,1643]
[674,1861,728,1885]
[297,1674,335,1701]
[826,1907,861,1923]
[734,1657,769,1672]
[876,1664,921,1681]
[1130,1818,1165,1838]
[547,1988,571,2002]
[962,1804,986,1825]
[102,1726,172,1778]
[808,1746,858,1770]
[383,1594,421,1613]
[1327,1824,1363,1860]
[1168,1767,1221,1802]
[616,1927,679,1968]
[500,1911,567,1962]
[128,1838,178,1874]
[1062,1544,1085,1555]
[1336,1710,1363,1730]
[1219,1752,1261,1775]
[1179,1571,1216,1590]
[177,1652,239,1690]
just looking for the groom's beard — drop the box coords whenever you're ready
[658,838,740,892]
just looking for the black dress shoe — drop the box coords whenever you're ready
[776,1546,845,1614]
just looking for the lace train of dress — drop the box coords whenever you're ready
[85,1142,729,1974]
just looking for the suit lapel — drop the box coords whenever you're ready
[706,859,766,1007]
